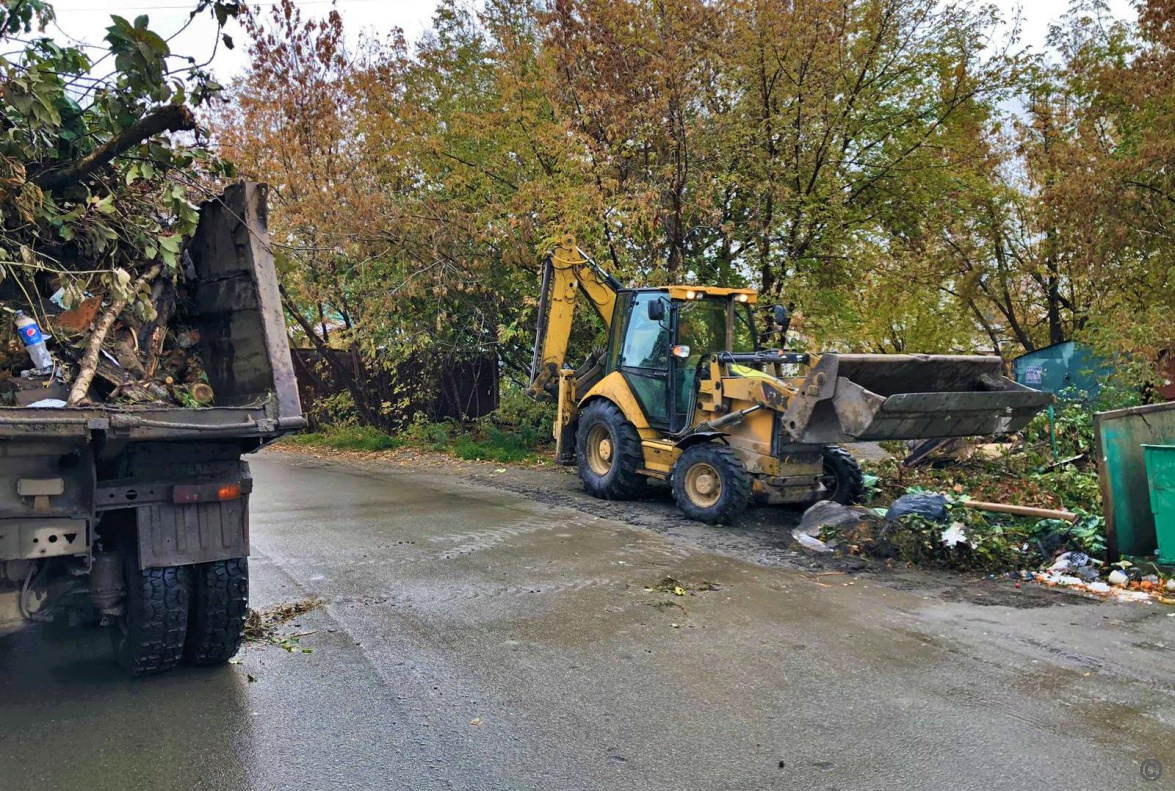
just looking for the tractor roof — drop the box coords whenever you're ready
[633,286,759,303]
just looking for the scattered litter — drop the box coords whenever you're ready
[940,522,970,548]
[25,399,66,408]
[247,673,257,683]
[795,500,879,553]
[885,492,948,523]
[1108,569,1129,587]
[792,529,832,553]
[470,718,482,726]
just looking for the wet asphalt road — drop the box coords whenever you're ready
[3,450,1175,790]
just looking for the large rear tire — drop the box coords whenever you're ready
[185,558,249,666]
[672,443,752,524]
[575,399,646,500]
[111,543,190,677]
[819,445,864,505]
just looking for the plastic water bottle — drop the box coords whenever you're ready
[14,311,53,372]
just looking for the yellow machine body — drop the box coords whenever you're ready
[529,235,1051,514]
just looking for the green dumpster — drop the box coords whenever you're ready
[1143,445,1175,564]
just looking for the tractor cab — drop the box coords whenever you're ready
[603,286,763,434]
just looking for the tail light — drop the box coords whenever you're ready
[173,481,247,504]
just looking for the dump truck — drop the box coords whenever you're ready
[529,235,1050,523]
[0,182,304,675]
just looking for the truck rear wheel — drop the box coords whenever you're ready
[111,546,190,676]
[672,443,751,524]
[185,558,249,665]
[820,445,865,505]
[576,399,646,500]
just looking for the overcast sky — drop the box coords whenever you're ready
[50,0,1137,83]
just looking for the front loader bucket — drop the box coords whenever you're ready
[796,354,1051,443]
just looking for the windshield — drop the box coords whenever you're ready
[676,298,728,357]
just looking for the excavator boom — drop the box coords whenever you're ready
[528,235,620,399]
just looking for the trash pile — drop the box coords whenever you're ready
[1033,553,1175,603]
[800,489,1174,604]
[1,262,213,409]
[806,490,1106,572]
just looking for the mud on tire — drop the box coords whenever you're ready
[820,445,865,505]
[575,399,646,500]
[111,547,190,677]
[672,443,752,525]
[185,558,249,666]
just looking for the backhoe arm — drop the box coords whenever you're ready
[527,234,621,399]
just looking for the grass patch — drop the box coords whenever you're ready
[287,425,404,452]
[286,419,543,463]
[451,425,541,463]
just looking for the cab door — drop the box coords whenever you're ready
[615,292,672,428]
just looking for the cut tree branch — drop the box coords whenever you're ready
[33,105,197,191]
[68,263,164,406]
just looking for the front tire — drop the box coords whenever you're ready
[575,399,646,500]
[672,443,752,524]
[819,445,864,505]
[111,543,190,677]
[185,558,249,666]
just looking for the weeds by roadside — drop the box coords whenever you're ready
[287,386,554,464]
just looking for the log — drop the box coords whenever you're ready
[67,263,163,406]
[962,500,1079,522]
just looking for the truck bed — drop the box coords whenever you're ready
[0,182,303,443]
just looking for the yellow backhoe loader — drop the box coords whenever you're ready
[528,235,1050,524]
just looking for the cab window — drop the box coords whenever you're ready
[733,303,757,352]
[619,293,671,369]
[676,298,728,357]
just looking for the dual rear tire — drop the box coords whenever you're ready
[112,548,248,676]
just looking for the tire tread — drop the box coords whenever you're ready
[185,558,249,665]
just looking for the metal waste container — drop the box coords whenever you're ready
[1143,444,1175,564]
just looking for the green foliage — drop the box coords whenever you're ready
[0,0,239,331]
[306,391,360,431]
[451,428,539,463]
[484,384,554,438]
[403,416,457,451]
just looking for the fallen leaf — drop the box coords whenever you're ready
[247,674,256,683]
[470,717,482,726]
[673,586,686,596]
[53,296,102,333]
[494,468,506,473]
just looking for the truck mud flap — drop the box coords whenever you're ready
[136,499,248,569]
